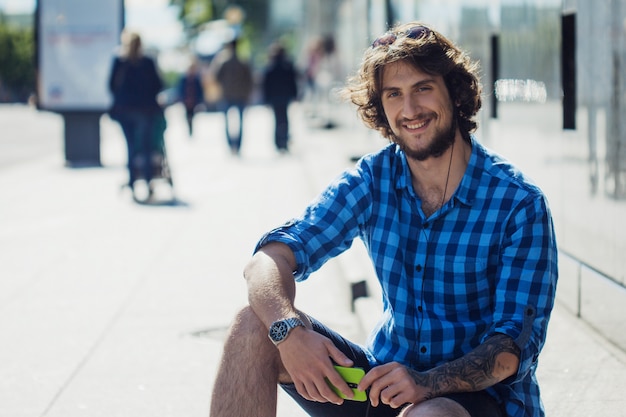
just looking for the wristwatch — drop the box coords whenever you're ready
[268,317,305,345]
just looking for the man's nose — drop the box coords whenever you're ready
[401,94,422,119]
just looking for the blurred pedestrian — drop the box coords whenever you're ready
[302,35,342,128]
[303,37,324,116]
[177,59,204,137]
[315,35,342,129]
[212,38,254,155]
[108,31,164,200]
[262,42,298,152]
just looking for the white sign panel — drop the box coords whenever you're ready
[38,0,123,111]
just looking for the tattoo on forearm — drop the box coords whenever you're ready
[410,334,521,397]
[407,368,435,400]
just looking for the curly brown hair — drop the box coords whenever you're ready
[343,22,482,142]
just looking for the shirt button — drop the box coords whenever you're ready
[423,222,429,229]
[417,305,423,312]
[420,346,427,353]
[415,264,422,272]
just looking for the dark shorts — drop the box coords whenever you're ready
[280,317,505,417]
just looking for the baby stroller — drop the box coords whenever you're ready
[128,110,175,203]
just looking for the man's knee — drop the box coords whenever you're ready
[221,306,277,363]
[223,306,292,382]
[226,306,268,341]
[400,397,471,417]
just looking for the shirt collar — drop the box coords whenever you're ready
[454,135,483,206]
[394,145,411,191]
[393,136,483,207]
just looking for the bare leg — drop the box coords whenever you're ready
[400,397,470,417]
[209,306,284,417]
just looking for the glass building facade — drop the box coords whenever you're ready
[300,0,626,350]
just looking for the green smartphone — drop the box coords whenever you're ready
[328,365,367,402]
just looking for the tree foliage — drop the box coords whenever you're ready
[169,0,269,68]
[170,0,267,41]
[0,21,35,101]
[170,0,214,29]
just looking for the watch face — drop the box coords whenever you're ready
[269,321,289,342]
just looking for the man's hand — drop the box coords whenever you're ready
[358,334,521,408]
[277,326,355,404]
[359,362,429,408]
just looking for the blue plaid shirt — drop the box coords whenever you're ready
[256,137,558,417]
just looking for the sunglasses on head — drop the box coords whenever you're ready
[371,25,432,48]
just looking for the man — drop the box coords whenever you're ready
[262,42,299,152]
[213,38,253,155]
[177,60,204,137]
[209,22,557,417]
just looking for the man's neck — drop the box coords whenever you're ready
[408,135,471,216]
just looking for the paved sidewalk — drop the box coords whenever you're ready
[0,103,625,417]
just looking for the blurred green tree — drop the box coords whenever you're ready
[169,0,268,67]
[0,20,35,102]
[170,0,214,29]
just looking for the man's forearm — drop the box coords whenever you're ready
[244,243,298,327]
[409,334,521,399]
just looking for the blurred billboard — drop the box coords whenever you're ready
[36,0,123,111]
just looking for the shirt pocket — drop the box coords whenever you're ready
[431,256,492,321]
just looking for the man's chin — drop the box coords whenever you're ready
[400,145,431,161]
[402,141,454,161]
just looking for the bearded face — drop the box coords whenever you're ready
[380,61,458,161]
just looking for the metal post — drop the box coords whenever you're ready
[561,12,576,130]
[62,112,102,167]
[490,34,499,119]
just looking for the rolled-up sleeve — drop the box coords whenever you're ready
[482,192,558,383]
[254,167,373,282]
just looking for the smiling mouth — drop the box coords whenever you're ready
[405,119,428,130]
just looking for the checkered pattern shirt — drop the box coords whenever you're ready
[256,137,558,417]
